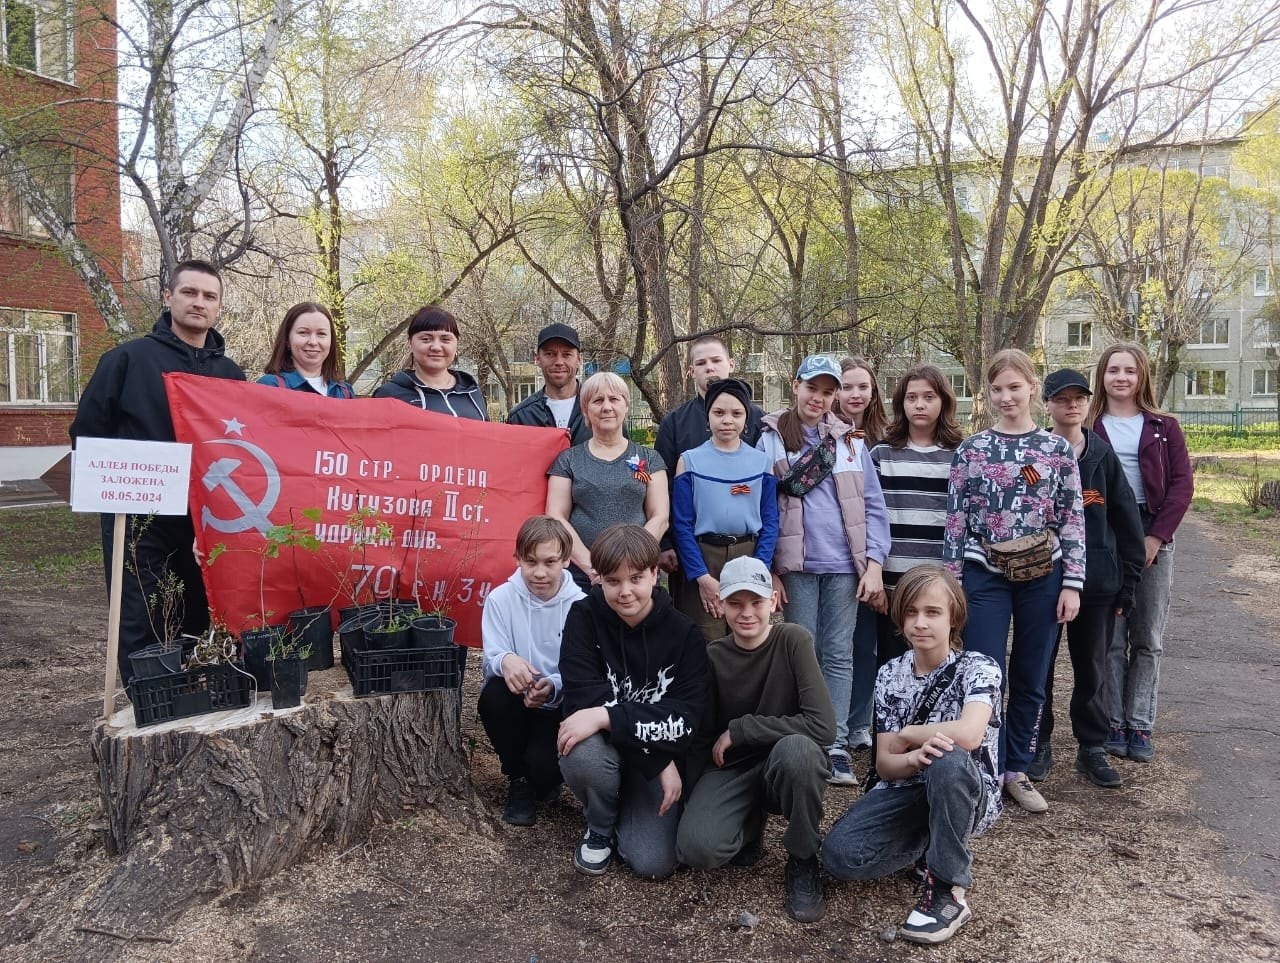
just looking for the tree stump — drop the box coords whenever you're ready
[1260,480,1280,510]
[88,676,472,924]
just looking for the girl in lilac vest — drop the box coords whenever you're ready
[758,355,890,786]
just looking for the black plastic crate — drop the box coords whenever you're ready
[343,644,461,697]
[128,663,254,728]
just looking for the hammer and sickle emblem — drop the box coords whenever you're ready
[200,438,281,534]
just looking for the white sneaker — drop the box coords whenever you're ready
[847,728,873,751]
[1003,773,1049,813]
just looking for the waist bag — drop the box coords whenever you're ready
[983,531,1053,582]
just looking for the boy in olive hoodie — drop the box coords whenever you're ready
[676,555,835,923]
[557,524,710,879]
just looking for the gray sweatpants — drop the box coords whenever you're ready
[558,733,680,879]
[676,733,829,867]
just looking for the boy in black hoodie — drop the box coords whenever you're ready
[1038,370,1145,788]
[558,524,710,879]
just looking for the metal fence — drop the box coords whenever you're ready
[1171,405,1280,437]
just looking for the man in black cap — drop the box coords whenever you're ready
[655,336,764,580]
[507,322,590,444]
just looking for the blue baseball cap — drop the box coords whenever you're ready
[795,355,841,384]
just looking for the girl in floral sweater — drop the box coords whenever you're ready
[944,349,1085,814]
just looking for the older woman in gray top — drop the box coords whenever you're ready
[546,372,669,588]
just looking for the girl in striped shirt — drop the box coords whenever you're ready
[869,364,964,663]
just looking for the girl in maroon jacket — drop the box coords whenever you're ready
[1088,342,1193,763]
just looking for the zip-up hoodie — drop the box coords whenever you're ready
[70,311,245,443]
[1071,428,1146,611]
[371,368,488,420]
[559,585,711,780]
[481,567,585,708]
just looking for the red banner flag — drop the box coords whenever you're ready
[164,373,571,646]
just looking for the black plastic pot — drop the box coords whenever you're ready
[409,615,456,649]
[364,623,411,650]
[239,625,286,688]
[270,656,307,710]
[289,606,334,671]
[128,641,184,679]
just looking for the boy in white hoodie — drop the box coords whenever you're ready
[480,515,586,826]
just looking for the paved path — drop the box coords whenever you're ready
[1160,515,1280,902]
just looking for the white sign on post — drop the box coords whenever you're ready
[71,437,193,516]
[72,438,194,721]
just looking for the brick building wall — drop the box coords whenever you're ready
[1,0,121,467]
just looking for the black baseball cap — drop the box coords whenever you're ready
[1043,368,1092,400]
[536,323,581,350]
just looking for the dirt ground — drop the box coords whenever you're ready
[1,508,1278,963]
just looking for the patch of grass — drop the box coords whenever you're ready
[32,547,102,586]
[1191,455,1280,555]
[1183,421,1280,452]
[0,507,100,574]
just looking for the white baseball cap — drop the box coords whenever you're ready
[718,555,774,600]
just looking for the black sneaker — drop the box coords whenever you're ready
[784,854,826,923]
[574,830,613,876]
[730,828,766,867]
[1076,746,1122,788]
[503,777,537,827]
[900,871,971,944]
[1026,741,1053,782]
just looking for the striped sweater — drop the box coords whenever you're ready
[869,441,955,590]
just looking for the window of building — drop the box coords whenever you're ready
[1253,369,1278,396]
[509,379,536,404]
[1183,369,1227,397]
[0,147,74,238]
[0,308,77,404]
[1255,315,1280,347]
[1256,268,1274,297]
[1066,320,1093,349]
[739,373,764,404]
[810,331,841,355]
[1,0,72,82]
[1191,317,1229,347]
[946,372,970,399]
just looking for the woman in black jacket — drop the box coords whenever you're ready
[372,304,487,419]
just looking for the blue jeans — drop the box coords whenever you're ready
[821,747,986,888]
[1105,539,1174,732]
[783,572,858,748]
[962,561,1062,774]
[846,600,879,740]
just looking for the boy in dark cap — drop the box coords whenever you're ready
[1036,369,1145,788]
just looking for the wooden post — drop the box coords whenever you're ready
[101,513,127,718]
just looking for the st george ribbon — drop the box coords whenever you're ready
[164,373,571,645]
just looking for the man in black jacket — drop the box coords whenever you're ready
[655,336,764,585]
[1035,369,1145,788]
[506,323,590,444]
[71,259,246,685]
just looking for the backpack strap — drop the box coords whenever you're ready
[275,374,287,388]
